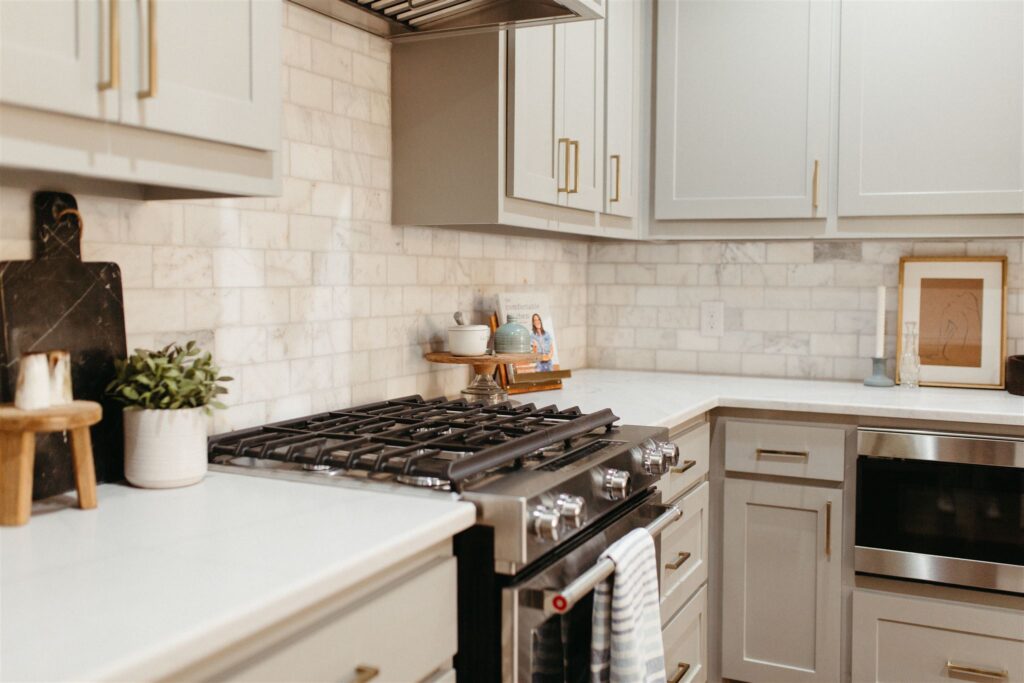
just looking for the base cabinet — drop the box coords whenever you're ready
[852,587,1024,683]
[663,584,708,683]
[722,478,843,683]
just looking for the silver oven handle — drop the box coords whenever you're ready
[543,504,682,616]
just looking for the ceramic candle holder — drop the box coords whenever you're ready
[863,357,894,387]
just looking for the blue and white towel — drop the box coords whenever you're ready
[590,528,667,683]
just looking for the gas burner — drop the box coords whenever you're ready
[395,474,451,490]
[302,463,333,472]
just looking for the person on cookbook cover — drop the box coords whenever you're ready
[530,313,555,372]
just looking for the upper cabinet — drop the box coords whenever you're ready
[0,0,280,197]
[654,0,834,220]
[838,0,1024,216]
[393,10,637,238]
[603,0,641,217]
[119,0,280,151]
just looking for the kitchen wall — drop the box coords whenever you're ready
[0,3,588,432]
[587,238,1023,380]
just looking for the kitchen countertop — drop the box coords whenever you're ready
[539,369,1024,429]
[0,473,475,682]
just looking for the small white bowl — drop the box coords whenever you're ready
[448,325,490,356]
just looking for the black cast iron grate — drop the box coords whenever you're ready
[207,395,619,491]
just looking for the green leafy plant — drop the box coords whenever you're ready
[106,341,232,413]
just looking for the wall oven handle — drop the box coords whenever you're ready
[543,504,682,616]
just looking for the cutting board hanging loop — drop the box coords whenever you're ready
[34,192,83,261]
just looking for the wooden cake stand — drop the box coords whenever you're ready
[0,400,101,526]
[424,352,540,404]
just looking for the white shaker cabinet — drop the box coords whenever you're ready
[603,0,640,217]
[0,0,119,121]
[722,478,843,683]
[0,0,280,196]
[838,0,1024,216]
[654,0,833,220]
[508,19,604,213]
[119,0,280,151]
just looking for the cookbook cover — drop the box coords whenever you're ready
[497,292,561,383]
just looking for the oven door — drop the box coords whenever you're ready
[855,429,1024,594]
[500,493,682,682]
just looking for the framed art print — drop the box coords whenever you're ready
[897,256,1007,389]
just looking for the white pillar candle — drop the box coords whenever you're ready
[874,285,886,358]
[15,352,50,411]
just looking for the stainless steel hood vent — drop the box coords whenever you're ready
[291,0,603,40]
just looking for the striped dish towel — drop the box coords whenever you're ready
[590,528,667,683]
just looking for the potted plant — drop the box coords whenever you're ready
[107,341,232,488]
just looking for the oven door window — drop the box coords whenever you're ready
[856,456,1023,565]
[529,594,594,683]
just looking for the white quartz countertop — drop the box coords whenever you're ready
[0,473,475,682]
[539,369,1024,429]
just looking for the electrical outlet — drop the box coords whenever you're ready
[701,301,724,337]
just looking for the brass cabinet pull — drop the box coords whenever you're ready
[812,159,820,209]
[609,153,621,202]
[668,661,691,683]
[825,500,832,558]
[755,448,808,460]
[353,665,380,682]
[670,459,696,475]
[945,661,1008,680]
[557,137,571,192]
[665,551,691,571]
[98,0,120,90]
[138,0,158,98]
[568,139,580,193]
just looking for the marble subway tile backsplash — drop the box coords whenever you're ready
[587,238,1023,381]
[0,4,588,432]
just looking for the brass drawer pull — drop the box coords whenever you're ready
[665,551,691,571]
[668,661,691,683]
[671,459,696,475]
[98,0,119,90]
[557,138,571,192]
[609,153,621,202]
[756,448,808,460]
[568,139,580,194]
[945,661,1008,680]
[825,500,832,558]
[812,159,820,209]
[138,0,158,99]
[354,665,380,682]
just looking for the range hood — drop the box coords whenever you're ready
[291,0,604,40]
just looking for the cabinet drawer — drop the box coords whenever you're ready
[853,588,1024,683]
[725,420,845,482]
[220,557,457,683]
[660,481,709,625]
[659,422,710,502]
[663,584,708,683]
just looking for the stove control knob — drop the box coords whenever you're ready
[532,505,563,542]
[603,468,631,500]
[554,494,586,528]
[639,439,678,475]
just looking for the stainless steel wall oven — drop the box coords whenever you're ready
[855,428,1023,594]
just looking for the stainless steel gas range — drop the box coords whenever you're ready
[208,395,683,681]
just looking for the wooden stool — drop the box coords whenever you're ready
[0,401,102,526]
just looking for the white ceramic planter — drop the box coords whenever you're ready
[123,407,208,488]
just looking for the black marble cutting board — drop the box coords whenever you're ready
[0,191,127,499]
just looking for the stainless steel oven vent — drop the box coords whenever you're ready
[290,0,603,40]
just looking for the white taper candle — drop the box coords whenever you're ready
[874,285,886,358]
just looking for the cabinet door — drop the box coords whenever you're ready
[119,0,279,151]
[654,0,833,219]
[562,16,604,212]
[0,0,118,120]
[722,478,842,683]
[603,0,639,217]
[838,1,1024,216]
[508,25,565,207]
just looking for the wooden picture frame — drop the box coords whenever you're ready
[896,256,1008,389]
